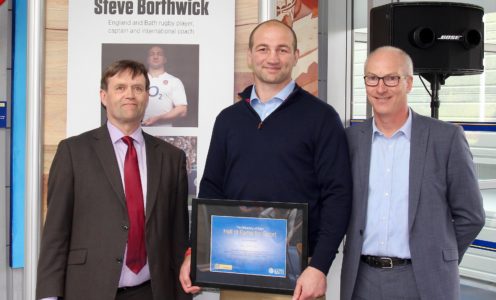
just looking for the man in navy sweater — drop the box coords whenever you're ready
[180,19,352,300]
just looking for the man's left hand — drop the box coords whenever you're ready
[179,254,202,294]
[292,266,326,300]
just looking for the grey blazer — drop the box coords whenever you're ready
[36,125,191,300]
[340,111,485,300]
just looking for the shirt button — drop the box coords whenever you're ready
[122,225,129,230]
[386,168,391,173]
[385,192,389,197]
[116,258,123,264]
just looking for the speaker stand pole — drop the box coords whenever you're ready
[430,74,441,119]
[420,73,448,120]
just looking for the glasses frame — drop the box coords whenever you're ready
[363,75,408,87]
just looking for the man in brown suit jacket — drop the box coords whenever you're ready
[36,60,191,300]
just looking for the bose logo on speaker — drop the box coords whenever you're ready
[437,35,463,41]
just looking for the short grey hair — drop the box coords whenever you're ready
[365,46,414,76]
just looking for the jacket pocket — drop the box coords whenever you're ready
[442,248,459,261]
[67,248,87,265]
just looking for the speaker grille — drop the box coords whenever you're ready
[370,2,484,75]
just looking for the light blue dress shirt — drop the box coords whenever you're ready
[362,109,412,259]
[250,81,295,121]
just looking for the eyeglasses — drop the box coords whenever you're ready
[363,75,406,87]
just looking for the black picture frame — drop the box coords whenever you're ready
[190,198,308,295]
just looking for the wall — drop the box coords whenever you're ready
[43,0,258,214]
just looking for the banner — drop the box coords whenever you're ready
[67,0,235,198]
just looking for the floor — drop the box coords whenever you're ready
[461,284,496,300]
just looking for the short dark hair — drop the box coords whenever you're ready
[100,60,150,91]
[248,19,298,52]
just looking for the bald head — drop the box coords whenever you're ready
[248,19,298,52]
[365,46,414,77]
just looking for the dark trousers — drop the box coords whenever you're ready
[352,261,420,300]
[115,281,153,300]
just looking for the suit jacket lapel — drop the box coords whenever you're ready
[92,125,126,208]
[144,132,162,224]
[408,111,429,230]
[358,119,373,225]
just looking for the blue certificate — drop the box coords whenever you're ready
[210,215,287,277]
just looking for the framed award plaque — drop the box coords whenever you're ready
[190,198,308,294]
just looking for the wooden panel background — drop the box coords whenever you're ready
[42,0,259,216]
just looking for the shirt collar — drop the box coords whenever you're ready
[372,108,412,141]
[249,80,295,105]
[107,121,145,145]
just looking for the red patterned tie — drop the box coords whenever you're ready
[122,136,146,273]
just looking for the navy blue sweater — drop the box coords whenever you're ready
[199,84,352,274]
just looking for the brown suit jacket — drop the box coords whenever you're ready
[36,125,191,300]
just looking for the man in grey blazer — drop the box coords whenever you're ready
[36,60,191,300]
[341,46,485,300]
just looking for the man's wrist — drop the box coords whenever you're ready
[184,247,191,257]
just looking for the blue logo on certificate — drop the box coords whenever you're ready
[210,215,287,277]
[0,101,6,128]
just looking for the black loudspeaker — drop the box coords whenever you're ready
[370,2,484,75]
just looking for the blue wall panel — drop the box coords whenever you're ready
[11,0,27,268]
